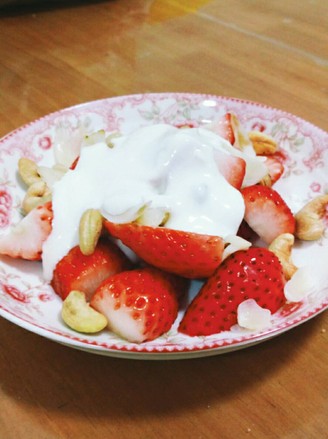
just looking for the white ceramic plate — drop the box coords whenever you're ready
[0,93,327,360]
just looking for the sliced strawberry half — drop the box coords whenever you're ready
[261,155,284,186]
[179,247,285,336]
[0,201,53,261]
[91,267,179,343]
[241,185,295,244]
[206,113,235,145]
[213,150,246,189]
[51,239,131,301]
[104,221,225,279]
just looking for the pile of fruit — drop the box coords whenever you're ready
[0,113,327,343]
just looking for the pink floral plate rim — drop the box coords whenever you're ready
[0,92,327,360]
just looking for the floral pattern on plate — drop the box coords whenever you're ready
[0,93,327,359]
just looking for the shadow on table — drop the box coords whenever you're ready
[0,312,324,419]
[0,0,111,16]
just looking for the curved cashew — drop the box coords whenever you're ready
[269,233,297,280]
[79,209,103,255]
[295,194,328,241]
[22,180,52,213]
[260,174,273,187]
[248,131,277,155]
[230,113,251,150]
[61,290,108,333]
[18,157,42,186]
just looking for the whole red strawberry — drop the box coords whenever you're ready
[91,267,180,343]
[104,221,224,279]
[179,247,286,336]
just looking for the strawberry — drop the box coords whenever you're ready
[51,239,131,301]
[206,113,235,145]
[0,201,53,261]
[90,267,180,343]
[241,185,295,244]
[179,247,285,336]
[141,263,190,305]
[104,221,225,279]
[261,155,284,186]
[213,150,246,189]
[69,156,79,170]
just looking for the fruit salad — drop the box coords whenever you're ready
[1,112,327,344]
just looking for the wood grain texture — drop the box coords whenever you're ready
[0,1,327,438]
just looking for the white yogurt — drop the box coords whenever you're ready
[42,124,267,280]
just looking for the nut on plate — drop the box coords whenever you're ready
[18,157,42,186]
[294,194,328,241]
[269,233,297,280]
[79,209,103,255]
[249,131,277,155]
[22,180,52,213]
[61,290,108,333]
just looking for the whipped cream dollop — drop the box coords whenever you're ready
[42,123,267,280]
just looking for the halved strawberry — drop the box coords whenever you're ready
[0,201,53,260]
[104,221,225,279]
[206,113,235,145]
[51,239,131,301]
[213,150,246,189]
[179,247,285,336]
[241,185,295,244]
[91,267,179,343]
[260,155,284,186]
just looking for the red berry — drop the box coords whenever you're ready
[0,201,53,260]
[179,247,286,336]
[51,239,131,301]
[91,267,180,343]
[104,221,225,279]
[241,185,295,244]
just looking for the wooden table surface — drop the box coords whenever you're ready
[0,1,327,438]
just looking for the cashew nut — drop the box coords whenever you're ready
[269,233,297,280]
[230,113,251,150]
[260,174,273,187]
[294,194,328,241]
[79,209,103,255]
[18,157,42,186]
[61,290,108,333]
[248,131,277,155]
[22,180,52,213]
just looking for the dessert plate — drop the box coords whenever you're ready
[0,93,327,360]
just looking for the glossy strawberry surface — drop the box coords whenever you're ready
[179,247,286,336]
[91,267,179,343]
[51,239,131,301]
[104,221,225,279]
